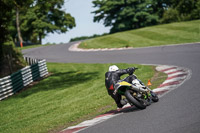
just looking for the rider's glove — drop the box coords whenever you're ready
[127,67,135,75]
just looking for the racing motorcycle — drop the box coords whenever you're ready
[113,68,159,109]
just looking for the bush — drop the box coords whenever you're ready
[69,33,109,42]
[0,42,26,78]
[161,8,180,23]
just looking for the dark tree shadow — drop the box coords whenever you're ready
[15,71,99,98]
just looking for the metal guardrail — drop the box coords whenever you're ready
[0,58,48,101]
[24,56,42,65]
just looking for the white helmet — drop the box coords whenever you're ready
[109,65,119,72]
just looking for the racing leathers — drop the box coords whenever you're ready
[105,68,135,108]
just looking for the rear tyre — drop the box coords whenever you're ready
[125,90,146,109]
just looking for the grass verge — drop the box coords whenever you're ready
[79,20,200,49]
[17,44,55,50]
[17,44,43,50]
[0,63,167,133]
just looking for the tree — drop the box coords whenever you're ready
[92,0,159,33]
[13,0,33,47]
[0,0,26,77]
[0,0,75,77]
[20,0,76,44]
[150,0,172,18]
[16,5,23,47]
[8,0,76,45]
[161,0,200,23]
[0,0,13,76]
[161,8,180,23]
[92,0,200,32]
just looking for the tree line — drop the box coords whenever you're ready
[92,0,200,33]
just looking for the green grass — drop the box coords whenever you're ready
[17,44,43,50]
[17,44,55,50]
[0,63,167,133]
[79,20,200,49]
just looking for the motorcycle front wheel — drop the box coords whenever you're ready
[125,90,146,109]
[150,91,159,102]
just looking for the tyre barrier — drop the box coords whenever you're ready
[0,59,48,101]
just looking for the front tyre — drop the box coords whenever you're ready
[151,91,159,102]
[125,90,146,109]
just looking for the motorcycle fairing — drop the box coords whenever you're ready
[115,81,132,95]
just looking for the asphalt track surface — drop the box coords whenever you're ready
[23,42,200,133]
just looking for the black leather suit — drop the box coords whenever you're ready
[105,68,135,108]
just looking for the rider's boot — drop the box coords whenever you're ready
[120,98,128,106]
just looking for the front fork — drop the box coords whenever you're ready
[134,86,152,102]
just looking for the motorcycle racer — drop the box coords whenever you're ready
[105,65,136,108]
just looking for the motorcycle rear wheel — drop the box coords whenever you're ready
[125,90,146,109]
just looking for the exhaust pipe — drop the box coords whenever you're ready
[131,85,146,93]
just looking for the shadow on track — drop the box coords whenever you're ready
[102,105,140,116]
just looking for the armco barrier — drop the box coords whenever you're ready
[0,59,48,101]
[24,56,42,65]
